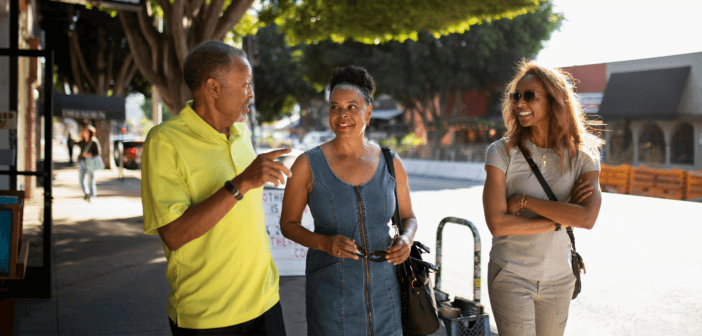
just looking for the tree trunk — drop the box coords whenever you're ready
[94,120,114,169]
[118,0,255,115]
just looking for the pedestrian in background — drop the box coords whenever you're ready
[482,60,604,336]
[78,125,100,202]
[140,40,290,336]
[280,65,417,336]
[67,133,75,164]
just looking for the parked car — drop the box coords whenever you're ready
[114,140,144,169]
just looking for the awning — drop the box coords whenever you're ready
[371,109,403,120]
[53,93,126,120]
[598,66,690,120]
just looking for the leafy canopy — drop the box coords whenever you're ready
[259,0,546,44]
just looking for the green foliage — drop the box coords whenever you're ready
[259,0,547,44]
[140,97,172,122]
[253,24,317,124]
[381,132,423,152]
[299,2,561,106]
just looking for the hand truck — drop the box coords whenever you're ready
[434,217,491,336]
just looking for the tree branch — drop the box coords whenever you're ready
[106,40,115,94]
[199,0,225,40]
[69,26,97,90]
[213,0,255,41]
[190,0,205,18]
[114,53,133,96]
[96,27,106,95]
[118,10,166,88]
[68,37,86,94]
[137,4,160,58]
[124,62,139,88]
[169,0,188,68]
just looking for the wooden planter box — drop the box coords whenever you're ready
[0,190,29,280]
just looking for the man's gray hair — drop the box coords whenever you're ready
[183,40,247,93]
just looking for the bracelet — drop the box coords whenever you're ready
[519,194,527,212]
[554,223,562,231]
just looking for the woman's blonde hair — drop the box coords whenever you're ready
[501,59,604,171]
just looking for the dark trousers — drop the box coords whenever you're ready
[169,302,286,336]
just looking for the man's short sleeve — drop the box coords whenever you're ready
[485,139,509,174]
[141,130,191,235]
[578,147,601,176]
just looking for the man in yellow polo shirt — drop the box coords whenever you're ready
[141,40,291,335]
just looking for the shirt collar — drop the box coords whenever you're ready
[180,101,243,139]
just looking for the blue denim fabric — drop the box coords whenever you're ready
[78,161,97,197]
[304,146,402,336]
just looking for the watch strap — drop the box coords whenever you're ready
[224,180,243,200]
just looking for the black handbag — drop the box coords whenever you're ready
[518,145,585,300]
[381,147,441,335]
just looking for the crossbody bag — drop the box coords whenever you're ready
[518,145,585,300]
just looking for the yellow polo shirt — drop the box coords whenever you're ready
[141,102,279,329]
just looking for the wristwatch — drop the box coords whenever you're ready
[224,180,244,200]
[554,223,562,231]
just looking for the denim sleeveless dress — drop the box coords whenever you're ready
[305,146,402,336]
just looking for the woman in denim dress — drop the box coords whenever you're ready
[280,66,418,336]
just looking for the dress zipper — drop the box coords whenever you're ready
[356,186,372,336]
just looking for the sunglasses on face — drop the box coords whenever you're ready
[509,90,546,104]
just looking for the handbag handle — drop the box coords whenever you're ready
[518,145,577,252]
[381,147,403,234]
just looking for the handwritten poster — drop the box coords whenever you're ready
[263,188,315,276]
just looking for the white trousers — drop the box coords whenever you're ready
[488,261,576,336]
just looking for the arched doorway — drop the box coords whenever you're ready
[608,120,633,164]
[671,123,694,165]
[638,123,665,165]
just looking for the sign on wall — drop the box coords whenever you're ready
[263,188,315,276]
[577,93,604,113]
[54,94,126,120]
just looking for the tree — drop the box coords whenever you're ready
[259,0,547,44]
[116,0,257,114]
[116,0,549,115]
[297,2,561,152]
[39,1,148,97]
[252,25,320,130]
[39,0,151,168]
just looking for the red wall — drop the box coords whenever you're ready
[560,63,607,93]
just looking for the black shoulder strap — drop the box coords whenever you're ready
[518,145,577,251]
[381,147,403,234]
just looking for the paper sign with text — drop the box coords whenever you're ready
[263,188,315,276]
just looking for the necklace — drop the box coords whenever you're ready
[535,146,549,167]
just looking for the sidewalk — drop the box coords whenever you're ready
[10,160,451,335]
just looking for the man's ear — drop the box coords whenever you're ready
[205,77,220,98]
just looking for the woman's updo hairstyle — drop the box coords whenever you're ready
[328,65,376,104]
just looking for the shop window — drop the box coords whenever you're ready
[608,120,633,164]
[638,123,665,165]
[671,123,694,164]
